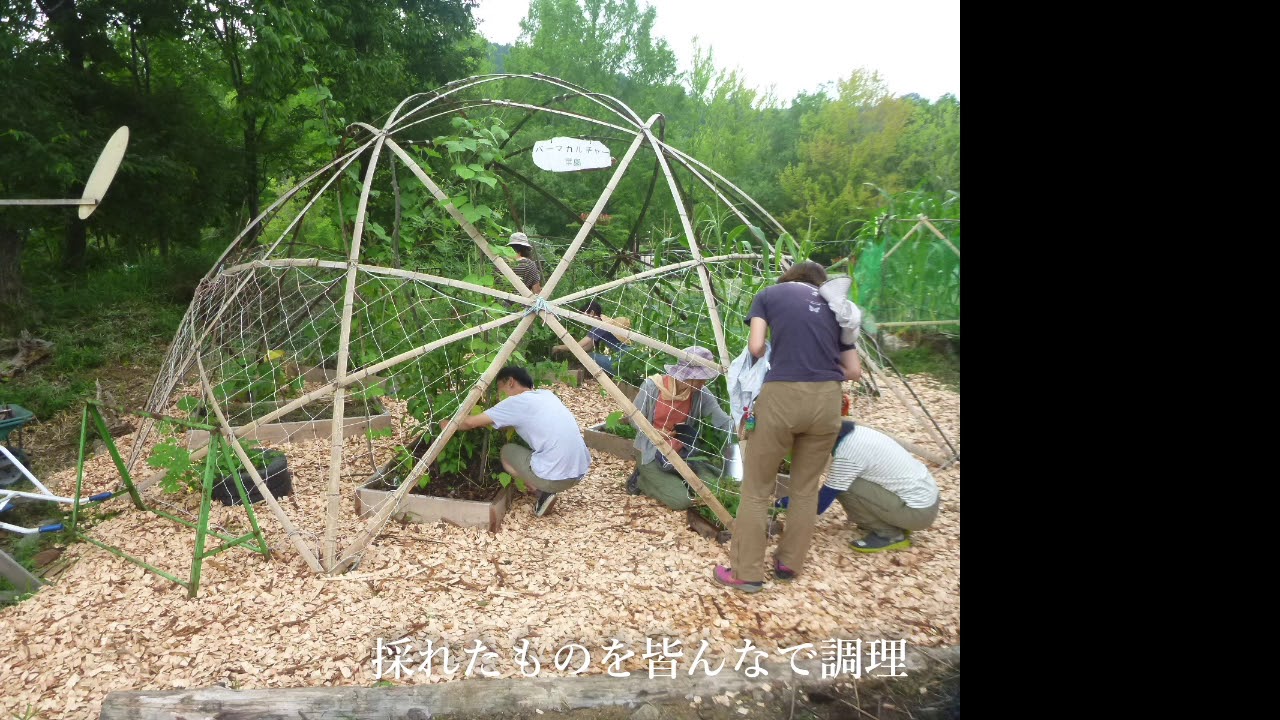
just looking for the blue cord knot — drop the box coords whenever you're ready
[524,297,553,316]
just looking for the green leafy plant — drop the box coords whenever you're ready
[146,419,201,494]
[494,470,526,493]
[602,410,637,439]
[213,350,304,404]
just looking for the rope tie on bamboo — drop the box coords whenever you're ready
[523,296,554,317]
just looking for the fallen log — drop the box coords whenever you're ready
[101,647,959,719]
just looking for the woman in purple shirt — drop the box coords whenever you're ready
[714,261,860,593]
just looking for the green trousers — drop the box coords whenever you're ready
[637,460,720,510]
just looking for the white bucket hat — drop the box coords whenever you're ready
[508,231,532,248]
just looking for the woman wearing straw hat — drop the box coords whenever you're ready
[626,346,735,510]
[507,231,542,294]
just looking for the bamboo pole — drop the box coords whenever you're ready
[660,143,790,238]
[859,348,956,463]
[383,138,532,297]
[323,125,391,570]
[637,121,730,365]
[195,357,323,573]
[555,307,723,375]
[335,315,539,572]
[862,422,950,467]
[540,313,734,527]
[876,320,960,328]
[540,120,653,297]
[556,253,762,305]
[136,314,523,493]
[881,221,922,261]
[919,215,960,257]
[219,259,534,308]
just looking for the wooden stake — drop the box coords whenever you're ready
[324,127,391,570]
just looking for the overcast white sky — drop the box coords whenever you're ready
[471,0,960,102]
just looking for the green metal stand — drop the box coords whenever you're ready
[70,401,271,598]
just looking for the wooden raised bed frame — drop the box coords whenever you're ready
[188,366,392,448]
[355,465,516,533]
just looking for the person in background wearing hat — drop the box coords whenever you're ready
[625,346,735,510]
[551,300,633,377]
[777,420,938,553]
[714,261,860,594]
[508,231,542,294]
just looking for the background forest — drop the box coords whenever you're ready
[0,0,959,422]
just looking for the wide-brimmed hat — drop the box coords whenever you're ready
[609,316,633,345]
[664,346,720,381]
[509,231,532,248]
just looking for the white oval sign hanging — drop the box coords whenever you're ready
[79,126,130,219]
[532,136,612,173]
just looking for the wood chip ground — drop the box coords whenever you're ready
[0,375,959,719]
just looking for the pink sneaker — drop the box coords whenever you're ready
[712,565,763,593]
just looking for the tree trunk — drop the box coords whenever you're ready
[244,119,261,226]
[0,227,25,308]
[63,217,86,271]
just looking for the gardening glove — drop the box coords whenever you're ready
[819,277,862,346]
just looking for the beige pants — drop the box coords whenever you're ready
[729,381,841,583]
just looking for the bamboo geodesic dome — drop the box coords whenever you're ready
[123,74,958,579]
[124,74,814,574]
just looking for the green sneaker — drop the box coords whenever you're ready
[850,532,911,553]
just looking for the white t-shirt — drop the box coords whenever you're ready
[484,390,591,481]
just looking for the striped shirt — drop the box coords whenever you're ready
[514,257,542,291]
[826,425,938,509]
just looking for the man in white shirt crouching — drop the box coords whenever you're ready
[444,366,591,517]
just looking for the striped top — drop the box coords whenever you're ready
[826,425,938,509]
[514,257,542,291]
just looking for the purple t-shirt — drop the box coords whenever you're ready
[746,282,852,383]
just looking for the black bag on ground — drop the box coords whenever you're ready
[212,451,292,506]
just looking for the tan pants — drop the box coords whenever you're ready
[729,381,841,583]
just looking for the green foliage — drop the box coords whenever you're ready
[696,477,741,527]
[495,470,526,494]
[3,248,215,419]
[603,410,637,439]
[146,420,201,494]
[213,352,303,404]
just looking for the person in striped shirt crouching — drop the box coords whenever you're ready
[785,420,939,553]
